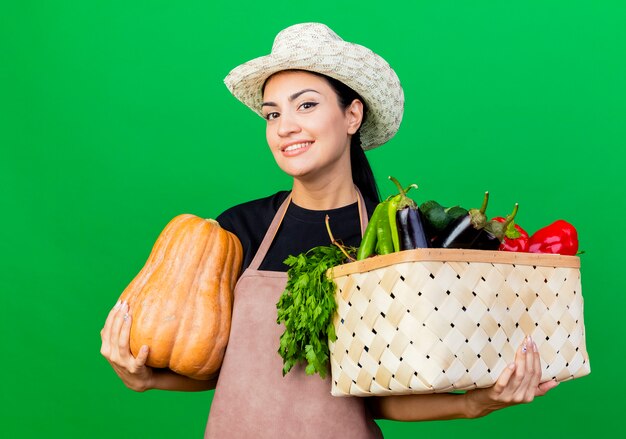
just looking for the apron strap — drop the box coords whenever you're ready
[248,193,292,271]
[248,187,369,271]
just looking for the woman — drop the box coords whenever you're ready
[100,23,559,438]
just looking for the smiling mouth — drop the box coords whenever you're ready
[282,141,313,153]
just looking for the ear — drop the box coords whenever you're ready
[345,99,364,135]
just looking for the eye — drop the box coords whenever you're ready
[299,102,318,111]
[265,112,279,121]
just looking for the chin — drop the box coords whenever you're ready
[281,167,314,179]
[274,158,316,178]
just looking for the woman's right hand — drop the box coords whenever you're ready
[100,300,153,392]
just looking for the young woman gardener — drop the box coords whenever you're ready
[100,23,559,438]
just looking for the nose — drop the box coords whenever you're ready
[276,110,301,137]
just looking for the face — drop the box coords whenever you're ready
[261,70,363,182]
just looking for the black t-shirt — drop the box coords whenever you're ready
[216,191,377,272]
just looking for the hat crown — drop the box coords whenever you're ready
[272,23,341,53]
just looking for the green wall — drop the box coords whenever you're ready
[2,1,624,437]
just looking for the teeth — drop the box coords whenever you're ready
[284,142,311,152]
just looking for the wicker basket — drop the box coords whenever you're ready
[328,249,590,396]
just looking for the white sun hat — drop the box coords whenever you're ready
[224,22,404,150]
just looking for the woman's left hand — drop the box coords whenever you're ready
[465,336,560,418]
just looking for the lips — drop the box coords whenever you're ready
[280,141,314,156]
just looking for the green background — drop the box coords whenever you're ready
[2,1,624,437]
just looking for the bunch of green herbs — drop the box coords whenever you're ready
[276,244,355,378]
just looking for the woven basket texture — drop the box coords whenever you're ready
[328,249,590,396]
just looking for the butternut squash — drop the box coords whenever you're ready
[119,214,242,380]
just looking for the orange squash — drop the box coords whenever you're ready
[119,214,242,380]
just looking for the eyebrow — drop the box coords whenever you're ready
[261,88,320,107]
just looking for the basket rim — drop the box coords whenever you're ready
[329,248,580,278]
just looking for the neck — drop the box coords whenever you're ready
[290,174,357,210]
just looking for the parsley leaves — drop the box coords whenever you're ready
[276,244,355,378]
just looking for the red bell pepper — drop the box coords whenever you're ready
[527,220,579,256]
[491,216,529,252]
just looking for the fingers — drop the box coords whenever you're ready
[492,338,527,397]
[108,301,128,360]
[99,300,154,391]
[514,336,547,403]
[525,339,542,400]
[518,336,535,395]
[116,310,149,366]
[118,304,132,354]
[100,300,122,357]
[493,362,516,394]
[487,334,557,411]
[495,336,535,402]
[100,300,134,366]
[537,379,560,396]
[507,338,528,394]
[135,345,150,366]
[524,336,534,375]
[101,301,120,338]
[518,337,537,402]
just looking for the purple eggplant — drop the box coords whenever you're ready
[433,192,490,249]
